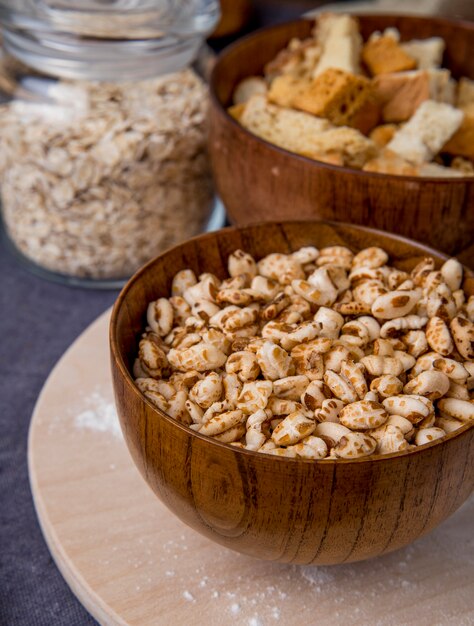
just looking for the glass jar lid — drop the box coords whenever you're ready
[0,0,220,80]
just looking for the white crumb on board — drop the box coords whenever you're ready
[182,590,195,602]
[229,603,241,615]
[73,390,122,439]
[299,566,335,587]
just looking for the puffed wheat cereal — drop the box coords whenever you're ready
[134,245,473,459]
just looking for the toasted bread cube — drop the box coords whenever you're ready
[228,103,246,121]
[348,96,381,135]
[368,28,400,43]
[451,156,474,175]
[369,124,398,148]
[313,13,362,76]
[442,107,474,160]
[293,68,374,126]
[428,69,456,105]
[239,95,376,168]
[418,162,464,177]
[233,77,268,105]
[400,38,445,69]
[264,38,303,78]
[387,100,464,164]
[264,37,321,80]
[362,35,417,76]
[240,94,331,155]
[374,69,455,123]
[373,71,430,122]
[268,75,311,108]
[309,152,344,166]
[461,102,474,116]
[457,77,474,108]
[363,149,418,176]
[301,127,378,169]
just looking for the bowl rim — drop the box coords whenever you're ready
[209,13,474,184]
[110,220,474,466]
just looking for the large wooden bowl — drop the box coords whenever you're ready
[209,15,474,265]
[110,221,474,565]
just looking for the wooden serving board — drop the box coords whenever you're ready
[28,309,474,626]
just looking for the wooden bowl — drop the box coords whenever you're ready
[209,15,474,265]
[110,221,474,565]
[211,0,252,38]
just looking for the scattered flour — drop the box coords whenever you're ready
[230,603,241,615]
[298,566,336,587]
[182,590,195,602]
[271,607,281,620]
[74,390,122,439]
[149,498,472,625]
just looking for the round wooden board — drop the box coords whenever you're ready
[28,309,474,626]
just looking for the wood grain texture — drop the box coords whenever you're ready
[29,309,474,625]
[110,221,474,566]
[209,15,474,264]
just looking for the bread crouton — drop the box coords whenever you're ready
[228,103,246,121]
[418,162,464,177]
[451,156,474,175]
[292,68,379,132]
[348,97,381,135]
[368,28,401,43]
[313,13,362,77]
[400,38,445,69]
[301,127,378,169]
[457,77,474,108]
[239,95,376,168]
[373,71,430,122]
[240,94,331,154]
[428,69,455,105]
[373,69,454,123]
[309,152,344,166]
[264,37,321,80]
[369,124,398,148]
[363,149,418,176]
[362,35,417,76]
[363,149,465,177]
[442,106,474,159]
[387,100,464,164]
[268,75,311,108]
[460,102,474,116]
[233,77,267,105]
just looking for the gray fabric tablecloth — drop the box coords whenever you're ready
[0,238,116,625]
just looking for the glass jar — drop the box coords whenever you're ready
[0,0,220,286]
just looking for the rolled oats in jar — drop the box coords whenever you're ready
[0,0,220,283]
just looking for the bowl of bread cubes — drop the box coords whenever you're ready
[209,14,474,263]
[110,220,474,565]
